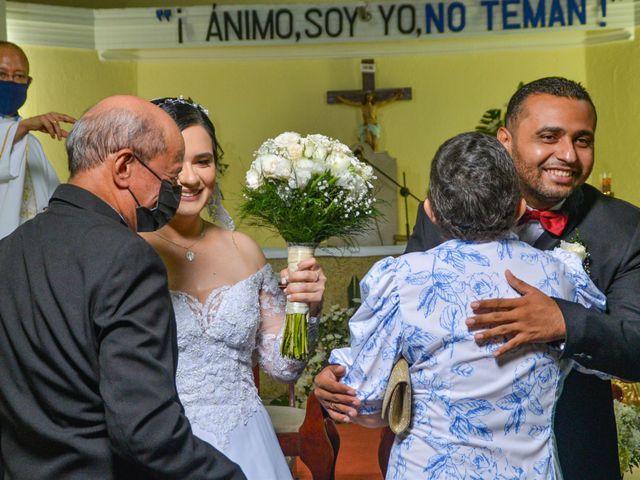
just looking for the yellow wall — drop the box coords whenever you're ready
[586,31,640,207]
[19,28,640,247]
[135,43,587,247]
[20,46,136,181]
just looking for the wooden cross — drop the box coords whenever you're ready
[327,59,412,151]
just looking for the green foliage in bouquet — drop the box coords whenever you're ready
[241,172,377,244]
[240,132,379,244]
[294,304,354,406]
[615,400,640,475]
[281,312,308,359]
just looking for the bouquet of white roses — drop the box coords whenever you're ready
[241,132,378,359]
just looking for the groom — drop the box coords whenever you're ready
[315,77,640,479]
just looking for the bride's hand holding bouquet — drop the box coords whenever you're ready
[241,131,379,359]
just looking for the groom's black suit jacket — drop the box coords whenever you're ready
[0,185,244,480]
[406,183,640,480]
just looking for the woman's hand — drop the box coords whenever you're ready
[280,257,326,317]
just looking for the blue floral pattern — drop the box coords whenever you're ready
[330,238,605,479]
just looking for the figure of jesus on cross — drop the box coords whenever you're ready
[327,59,412,151]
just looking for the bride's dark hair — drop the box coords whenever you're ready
[151,96,224,165]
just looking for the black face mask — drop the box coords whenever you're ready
[128,156,182,232]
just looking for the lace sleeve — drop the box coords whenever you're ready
[254,265,319,383]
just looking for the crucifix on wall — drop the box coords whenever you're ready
[327,59,412,151]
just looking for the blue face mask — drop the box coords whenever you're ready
[0,80,28,116]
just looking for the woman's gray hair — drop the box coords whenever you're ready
[66,107,166,176]
[428,132,521,241]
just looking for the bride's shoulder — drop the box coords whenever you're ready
[207,227,266,268]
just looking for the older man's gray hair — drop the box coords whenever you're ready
[67,107,166,176]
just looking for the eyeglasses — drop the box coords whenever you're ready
[133,154,180,187]
[0,71,30,84]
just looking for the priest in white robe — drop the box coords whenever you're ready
[0,41,75,239]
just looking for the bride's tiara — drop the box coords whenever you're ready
[152,95,209,116]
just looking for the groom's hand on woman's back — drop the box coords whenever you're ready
[313,364,360,422]
[465,270,567,357]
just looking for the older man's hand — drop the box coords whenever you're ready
[465,270,567,357]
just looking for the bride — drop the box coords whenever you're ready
[142,97,325,479]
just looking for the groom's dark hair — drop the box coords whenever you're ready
[428,132,521,241]
[505,76,596,129]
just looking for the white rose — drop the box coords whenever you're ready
[294,159,316,171]
[287,142,304,161]
[293,159,316,187]
[273,131,301,148]
[245,168,262,190]
[255,139,277,156]
[273,157,292,178]
[254,153,276,175]
[311,159,326,174]
[251,154,265,173]
[293,165,313,188]
[313,144,328,162]
[559,240,588,261]
[326,151,352,177]
[307,133,330,145]
[255,153,291,179]
[303,137,318,158]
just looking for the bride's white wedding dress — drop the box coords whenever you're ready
[171,264,317,480]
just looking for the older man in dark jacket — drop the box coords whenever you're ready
[0,96,245,480]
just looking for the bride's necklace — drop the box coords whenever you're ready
[154,223,205,262]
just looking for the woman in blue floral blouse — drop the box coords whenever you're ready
[330,132,605,479]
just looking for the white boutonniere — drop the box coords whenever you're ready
[560,229,591,274]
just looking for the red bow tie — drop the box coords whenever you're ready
[519,209,568,236]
